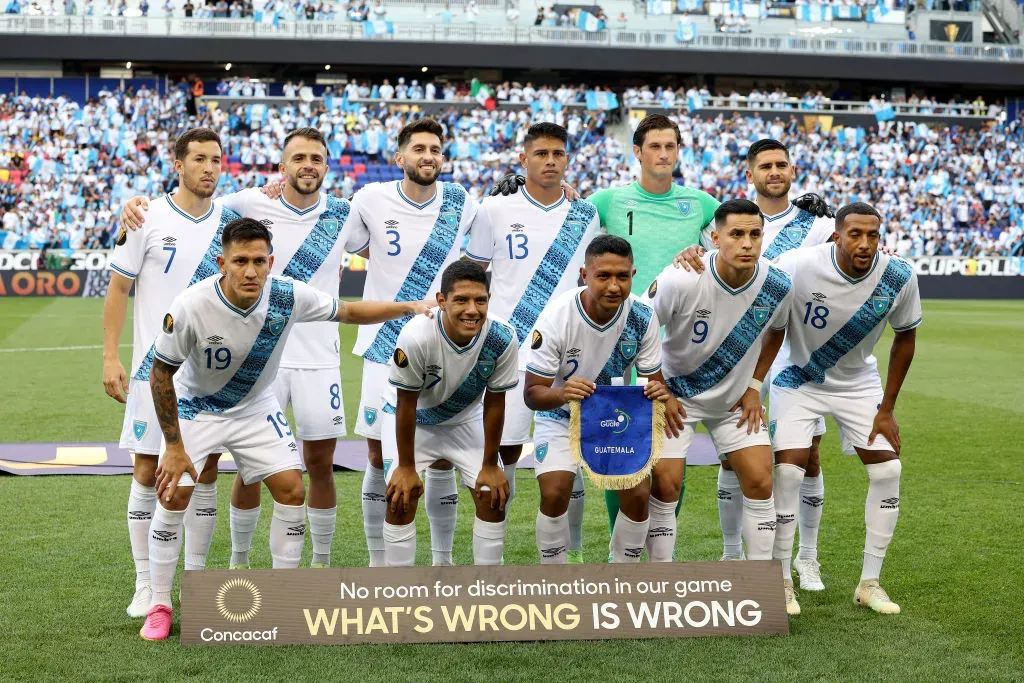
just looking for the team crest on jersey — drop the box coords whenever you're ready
[619,340,638,360]
[677,200,691,216]
[133,420,147,440]
[116,226,128,246]
[534,442,548,463]
[393,348,409,368]
[162,313,174,333]
[531,330,543,349]
[267,315,286,336]
[787,226,804,243]
[321,218,340,238]
[566,220,585,238]
[768,420,777,440]
[476,359,495,379]
[871,296,891,316]
[647,280,658,298]
[752,306,770,326]
[364,407,378,426]
[441,211,458,229]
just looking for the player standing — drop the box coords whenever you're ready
[382,262,518,566]
[139,219,429,640]
[768,202,920,615]
[103,128,239,617]
[342,118,478,567]
[465,122,601,563]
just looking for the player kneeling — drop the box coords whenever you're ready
[382,261,519,567]
[141,218,429,640]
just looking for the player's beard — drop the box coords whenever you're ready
[287,172,323,196]
[182,173,216,199]
[756,178,790,200]
[405,164,440,187]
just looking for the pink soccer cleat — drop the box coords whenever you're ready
[139,604,173,641]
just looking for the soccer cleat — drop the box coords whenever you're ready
[854,579,901,615]
[719,553,745,561]
[794,557,825,591]
[126,585,153,618]
[783,579,801,616]
[310,562,329,569]
[229,563,249,570]
[139,604,173,641]
[567,550,584,564]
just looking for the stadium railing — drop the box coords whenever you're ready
[1,15,1023,61]
[624,94,999,118]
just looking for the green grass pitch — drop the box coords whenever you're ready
[1,298,1022,681]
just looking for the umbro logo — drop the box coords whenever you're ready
[880,497,900,509]
[624,547,644,558]
[287,524,307,536]
[333,416,344,425]
[259,219,273,226]
[717,488,732,501]
[161,236,177,244]
[567,347,581,359]
[540,545,567,558]
[510,223,525,231]
[152,530,177,542]
[206,335,224,344]
[440,494,460,506]
[569,489,585,500]
[385,219,399,227]
[648,526,673,537]
[776,513,795,525]
[812,291,827,302]
[288,441,298,452]
[802,496,824,508]
[194,507,217,518]
[362,492,386,502]
[697,309,711,318]
[757,520,777,532]
[128,510,152,520]
[427,364,442,373]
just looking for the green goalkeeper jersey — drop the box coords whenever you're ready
[590,182,721,292]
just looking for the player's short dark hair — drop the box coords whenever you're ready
[585,234,633,263]
[441,260,489,295]
[835,202,882,230]
[397,118,445,150]
[283,127,328,157]
[632,114,681,148]
[714,198,764,228]
[173,127,221,161]
[746,139,789,165]
[222,217,271,251]
[524,122,568,149]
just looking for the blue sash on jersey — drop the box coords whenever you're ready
[762,209,816,261]
[666,267,792,399]
[507,201,596,344]
[177,278,294,420]
[363,184,465,364]
[280,196,350,283]
[381,320,514,425]
[773,258,913,390]
[134,206,240,381]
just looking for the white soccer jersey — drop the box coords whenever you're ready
[341,181,478,363]
[760,203,835,262]
[525,288,662,425]
[465,190,600,366]
[771,242,923,393]
[108,195,240,381]
[383,311,519,425]
[644,253,793,411]
[220,188,351,369]
[154,275,338,420]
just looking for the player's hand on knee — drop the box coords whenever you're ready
[489,172,525,197]
[869,408,901,455]
[475,464,509,512]
[561,377,596,402]
[793,192,835,219]
[386,466,423,515]
[560,180,581,201]
[672,245,706,272]
[102,358,129,403]
[730,388,766,435]
[259,179,284,199]
[662,397,686,438]
[155,446,198,502]
[120,196,149,231]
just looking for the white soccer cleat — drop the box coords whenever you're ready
[783,579,801,616]
[126,585,153,618]
[719,553,745,561]
[794,557,825,591]
[854,579,901,615]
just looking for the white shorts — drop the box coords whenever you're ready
[119,378,162,456]
[273,366,347,440]
[769,384,894,456]
[501,371,533,447]
[763,370,825,439]
[662,404,772,462]
[531,419,579,477]
[169,397,302,488]
[355,359,389,440]
[380,412,484,489]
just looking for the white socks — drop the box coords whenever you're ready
[361,465,386,567]
[862,460,901,581]
[473,518,506,566]
[229,505,260,567]
[772,464,806,577]
[646,496,676,562]
[536,510,569,564]
[717,467,743,559]
[610,511,649,563]
[503,461,517,510]
[383,521,416,567]
[797,473,825,562]
[424,468,458,566]
[742,495,777,561]
[127,479,157,588]
[184,482,217,571]
[568,469,586,553]
[269,502,305,569]
[148,504,185,608]
[307,506,337,566]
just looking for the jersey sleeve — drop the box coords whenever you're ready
[217,187,253,216]
[464,200,494,263]
[770,271,795,331]
[696,190,721,230]
[107,224,146,280]
[806,217,836,247]
[153,296,196,367]
[388,329,426,391]
[635,306,663,376]
[523,308,561,378]
[487,327,520,392]
[291,279,339,323]
[571,211,603,271]
[341,191,371,253]
[889,267,923,332]
[588,188,613,227]
[698,224,717,250]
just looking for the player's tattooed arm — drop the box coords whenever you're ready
[386,389,424,520]
[870,328,916,454]
[334,299,434,324]
[639,370,686,438]
[150,358,198,500]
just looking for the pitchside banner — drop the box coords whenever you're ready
[181,562,787,646]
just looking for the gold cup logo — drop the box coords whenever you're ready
[943,23,960,42]
[216,577,263,623]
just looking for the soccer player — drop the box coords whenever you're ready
[140,218,429,640]
[382,261,518,566]
[465,122,601,563]
[103,127,239,617]
[342,118,479,567]
[768,202,920,616]
[643,199,793,566]
[524,235,685,564]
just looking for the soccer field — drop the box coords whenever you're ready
[1,297,1023,681]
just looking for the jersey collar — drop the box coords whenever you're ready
[279,193,322,216]
[522,187,566,212]
[167,193,214,223]
[396,181,439,210]
[709,253,759,295]
[215,278,264,318]
[437,314,482,354]
[575,291,624,331]
[830,243,878,284]
[762,203,795,223]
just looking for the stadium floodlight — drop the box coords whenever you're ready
[421,66,428,72]
[125,61,132,69]
[325,64,331,71]
[225,63,233,71]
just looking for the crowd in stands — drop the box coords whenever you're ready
[1,81,1022,259]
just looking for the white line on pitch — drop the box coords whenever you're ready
[0,343,132,353]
